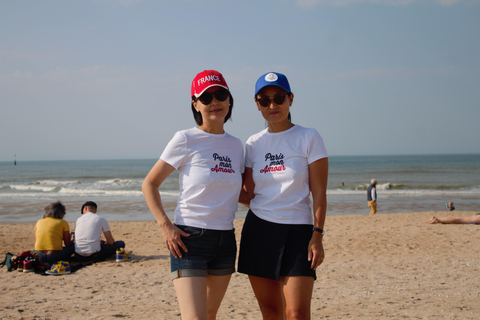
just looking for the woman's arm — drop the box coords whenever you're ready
[63,231,72,247]
[142,159,189,258]
[238,168,255,207]
[308,157,328,270]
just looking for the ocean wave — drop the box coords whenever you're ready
[97,178,143,185]
[0,185,179,198]
[34,180,79,185]
[345,182,479,191]
[2,183,477,198]
[32,178,145,187]
[8,185,59,192]
[57,187,143,197]
[327,187,480,196]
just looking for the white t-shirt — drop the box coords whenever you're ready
[161,127,244,230]
[245,125,328,225]
[74,212,110,254]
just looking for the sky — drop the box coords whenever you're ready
[1,0,479,161]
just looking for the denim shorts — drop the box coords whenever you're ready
[170,225,237,280]
[238,210,316,280]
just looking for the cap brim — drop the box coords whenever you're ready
[255,83,290,96]
[193,84,229,98]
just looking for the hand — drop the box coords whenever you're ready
[308,232,324,270]
[160,222,190,259]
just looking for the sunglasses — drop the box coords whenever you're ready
[196,89,229,105]
[256,94,289,107]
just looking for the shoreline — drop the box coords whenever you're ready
[2,197,480,224]
[2,211,480,319]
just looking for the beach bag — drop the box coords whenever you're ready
[0,252,15,271]
[10,251,42,272]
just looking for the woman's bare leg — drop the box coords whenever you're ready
[282,276,314,320]
[249,275,286,320]
[173,274,232,320]
[206,274,232,320]
[426,215,480,224]
[174,277,208,320]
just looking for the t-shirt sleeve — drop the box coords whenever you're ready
[244,137,253,168]
[238,139,245,174]
[100,217,110,232]
[160,131,188,169]
[306,129,328,164]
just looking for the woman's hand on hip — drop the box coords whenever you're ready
[160,221,190,259]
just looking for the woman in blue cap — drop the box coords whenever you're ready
[238,72,329,319]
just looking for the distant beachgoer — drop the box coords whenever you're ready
[74,201,129,264]
[142,70,244,319]
[425,213,480,224]
[238,72,328,319]
[446,201,455,211]
[367,179,377,215]
[34,201,75,265]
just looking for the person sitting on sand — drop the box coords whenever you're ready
[34,201,75,265]
[74,201,129,263]
[425,213,480,224]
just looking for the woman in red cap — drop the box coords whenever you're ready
[238,72,329,319]
[143,70,244,319]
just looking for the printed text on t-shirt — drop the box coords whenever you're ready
[211,153,235,173]
[260,153,286,173]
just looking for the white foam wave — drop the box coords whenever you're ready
[1,183,180,199]
[97,178,142,185]
[327,188,480,196]
[376,183,399,190]
[58,187,143,197]
[9,185,58,192]
[35,180,78,186]
[159,191,180,197]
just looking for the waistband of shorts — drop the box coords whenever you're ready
[174,224,234,232]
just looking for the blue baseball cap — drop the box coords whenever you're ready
[255,72,291,96]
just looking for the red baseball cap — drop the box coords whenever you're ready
[191,70,229,98]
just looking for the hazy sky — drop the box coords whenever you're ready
[1,0,479,161]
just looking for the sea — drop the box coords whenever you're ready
[1,154,479,223]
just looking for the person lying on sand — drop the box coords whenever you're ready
[425,213,480,224]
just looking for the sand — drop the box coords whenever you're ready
[1,211,479,319]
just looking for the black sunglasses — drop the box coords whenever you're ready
[196,88,229,105]
[256,94,289,107]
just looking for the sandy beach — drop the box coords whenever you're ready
[1,211,479,319]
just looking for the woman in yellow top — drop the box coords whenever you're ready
[34,201,74,264]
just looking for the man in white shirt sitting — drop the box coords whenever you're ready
[74,201,129,263]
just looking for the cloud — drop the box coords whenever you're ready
[296,0,480,7]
